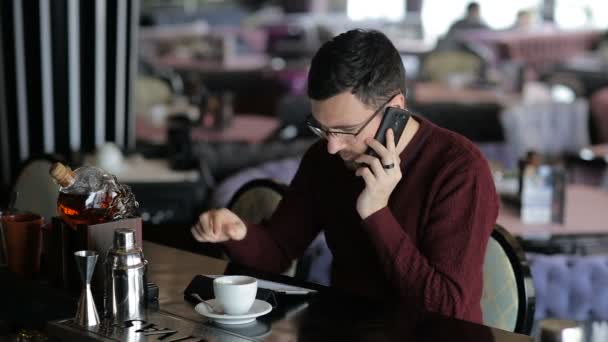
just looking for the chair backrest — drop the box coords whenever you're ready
[227,178,295,276]
[227,178,287,225]
[482,224,535,335]
[11,156,64,222]
[527,253,608,321]
[420,50,485,84]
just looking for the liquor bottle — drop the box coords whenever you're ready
[49,163,138,229]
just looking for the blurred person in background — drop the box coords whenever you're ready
[509,9,535,31]
[446,2,489,36]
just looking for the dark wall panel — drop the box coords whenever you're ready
[80,0,96,153]
[22,0,44,157]
[51,0,71,157]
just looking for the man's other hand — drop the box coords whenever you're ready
[191,208,247,243]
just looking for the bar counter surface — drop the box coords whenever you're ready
[0,241,532,341]
[142,241,532,341]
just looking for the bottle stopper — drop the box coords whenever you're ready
[49,162,75,187]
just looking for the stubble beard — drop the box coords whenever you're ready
[343,159,362,171]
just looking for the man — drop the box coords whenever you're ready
[192,29,499,324]
[447,2,489,36]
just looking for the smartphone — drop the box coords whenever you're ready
[366,106,410,159]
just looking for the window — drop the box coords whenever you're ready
[347,0,405,22]
[555,0,608,29]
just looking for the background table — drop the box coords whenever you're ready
[498,185,608,237]
[137,114,280,145]
[410,82,514,142]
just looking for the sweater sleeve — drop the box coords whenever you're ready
[223,146,323,274]
[362,156,498,319]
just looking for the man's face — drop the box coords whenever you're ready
[310,92,388,169]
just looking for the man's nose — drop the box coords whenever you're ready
[326,135,346,155]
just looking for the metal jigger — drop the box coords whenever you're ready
[74,250,100,326]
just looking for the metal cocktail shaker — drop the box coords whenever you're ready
[104,228,147,321]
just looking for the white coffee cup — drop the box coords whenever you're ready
[213,275,258,315]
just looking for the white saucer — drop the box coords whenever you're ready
[195,299,272,325]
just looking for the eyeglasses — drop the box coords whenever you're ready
[306,93,400,141]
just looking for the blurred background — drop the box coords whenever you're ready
[1,0,608,333]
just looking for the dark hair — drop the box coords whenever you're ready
[307,29,406,108]
[467,2,480,13]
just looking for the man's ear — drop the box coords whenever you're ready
[395,93,406,109]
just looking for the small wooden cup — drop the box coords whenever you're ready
[1,212,43,279]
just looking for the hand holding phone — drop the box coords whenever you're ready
[366,107,410,159]
[356,106,410,219]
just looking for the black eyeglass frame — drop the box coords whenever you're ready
[305,93,401,139]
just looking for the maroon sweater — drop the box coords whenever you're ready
[224,116,499,323]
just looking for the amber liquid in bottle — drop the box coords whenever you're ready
[57,192,115,228]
